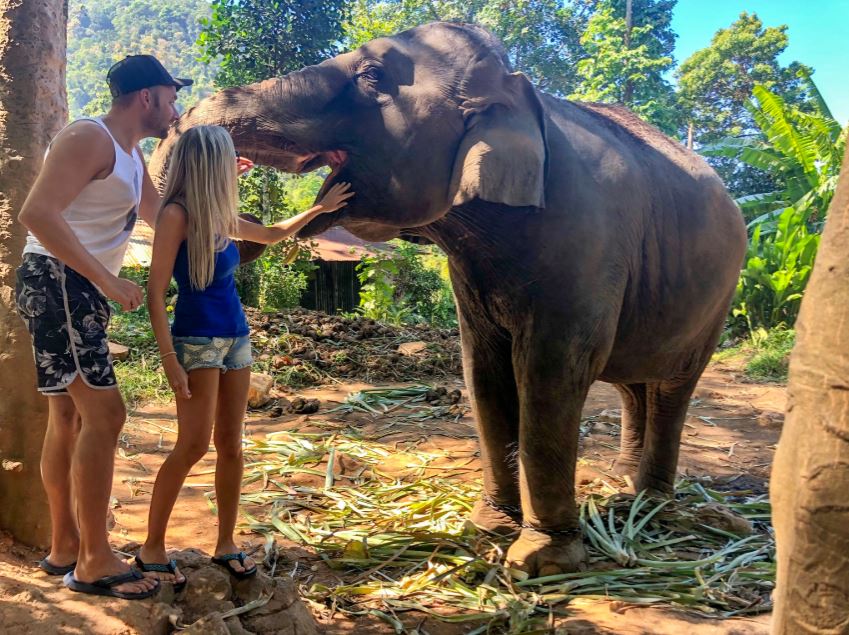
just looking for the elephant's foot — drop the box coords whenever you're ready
[634,473,675,497]
[469,497,522,536]
[613,456,640,479]
[505,527,587,576]
[612,457,640,493]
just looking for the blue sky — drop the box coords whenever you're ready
[671,1,849,125]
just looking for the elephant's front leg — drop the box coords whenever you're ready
[457,310,522,535]
[505,329,600,575]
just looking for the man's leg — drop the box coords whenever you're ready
[41,394,81,567]
[66,378,156,594]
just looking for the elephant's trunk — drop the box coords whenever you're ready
[150,64,348,193]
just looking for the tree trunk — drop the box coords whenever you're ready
[622,0,634,105]
[0,0,67,547]
[771,145,849,633]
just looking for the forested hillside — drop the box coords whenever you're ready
[67,0,217,119]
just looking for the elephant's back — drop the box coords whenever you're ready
[564,101,715,180]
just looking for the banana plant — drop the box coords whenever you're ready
[701,72,847,231]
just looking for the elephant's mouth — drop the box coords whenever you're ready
[296,150,352,238]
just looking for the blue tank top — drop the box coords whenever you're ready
[171,239,249,338]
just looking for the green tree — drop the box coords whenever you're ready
[569,0,679,133]
[67,0,217,122]
[676,12,813,195]
[702,77,847,335]
[198,0,349,88]
[345,0,588,96]
[197,0,349,309]
[702,76,846,228]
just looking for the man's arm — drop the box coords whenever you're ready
[17,122,142,310]
[137,146,161,228]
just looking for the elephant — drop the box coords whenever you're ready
[151,22,747,576]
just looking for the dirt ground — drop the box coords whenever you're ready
[0,358,784,634]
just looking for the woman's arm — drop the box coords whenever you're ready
[235,182,354,245]
[147,203,191,399]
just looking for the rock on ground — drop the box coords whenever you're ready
[248,373,275,409]
[0,547,318,635]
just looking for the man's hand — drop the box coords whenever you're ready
[163,356,191,399]
[237,156,254,176]
[316,182,354,214]
[100,275,143,311]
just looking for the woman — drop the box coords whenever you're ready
[137,125,352,589]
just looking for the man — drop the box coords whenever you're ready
[16,55,191,599]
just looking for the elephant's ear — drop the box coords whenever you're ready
[450,67,548,209]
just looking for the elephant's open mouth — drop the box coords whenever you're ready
[293,150,350,238]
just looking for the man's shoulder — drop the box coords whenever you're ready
[47,120,114,171]
[51,119,113,154]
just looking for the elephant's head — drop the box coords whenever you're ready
[150,22,548,242]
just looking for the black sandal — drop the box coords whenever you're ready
[211,551,257,580]
[134,554,187,593]
[38,557,77,576]
[63,568,160,600]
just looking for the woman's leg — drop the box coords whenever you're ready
[139,367,220,582]
[212,366,253,572]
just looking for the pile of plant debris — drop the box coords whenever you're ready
[246,308,463,385]
[236,422,774,633]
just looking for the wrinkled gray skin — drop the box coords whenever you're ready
[151,22,747,576]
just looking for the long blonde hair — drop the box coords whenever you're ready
[161,125,239,290]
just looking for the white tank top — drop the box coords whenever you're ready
[23,117,144,277]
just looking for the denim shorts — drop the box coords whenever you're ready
[172,335,253,373]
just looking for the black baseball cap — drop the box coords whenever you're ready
[107,55,193,98]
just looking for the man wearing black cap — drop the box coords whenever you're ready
[16,55,192,599]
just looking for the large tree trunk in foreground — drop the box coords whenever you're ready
[0,0,67,547]
[771,145,849,633]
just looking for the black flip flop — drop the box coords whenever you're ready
[38,557,77,576]
[134,554,187,593]
[211,551,257,580]
[63,568,160,600]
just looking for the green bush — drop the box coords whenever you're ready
[355,242,457,328]
[744,328,796,382]
[731,207,819,336]
[235,168,325,310]
[257,242,312,311]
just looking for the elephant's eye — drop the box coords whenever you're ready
[357,66,383,83]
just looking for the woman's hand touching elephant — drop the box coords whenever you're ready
[316,182,354,214]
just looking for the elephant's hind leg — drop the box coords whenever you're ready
[612,383,648,481]
[637,372,703,494]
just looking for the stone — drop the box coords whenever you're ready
[226,616,257,635]
[233,571,275,603]
[109,341,130,361]
[182,565,234,621]
[241,576,318,635]
[183,612,231,635]
[597,409,622,424]
[397,341,427,356]
[248,373,275,408]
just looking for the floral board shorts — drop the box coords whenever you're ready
[172,335,253,373]
[15,253,116,395]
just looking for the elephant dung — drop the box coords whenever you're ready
[397,341,427,356]
[693,502,753,536]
